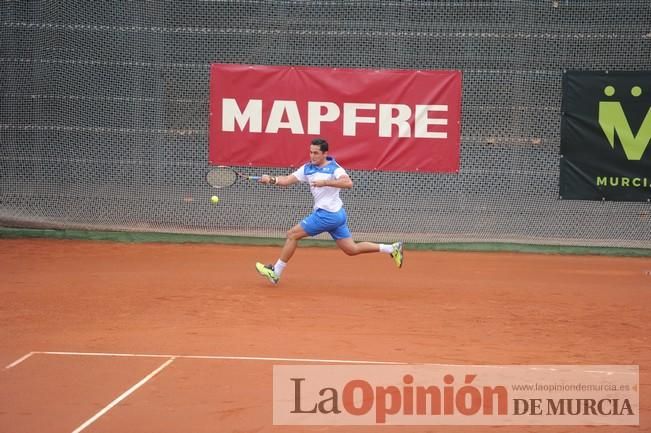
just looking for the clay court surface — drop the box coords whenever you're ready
[0,237,649,432]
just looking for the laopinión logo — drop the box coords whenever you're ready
[273,365,639,426]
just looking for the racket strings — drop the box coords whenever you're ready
[207,168,237,187]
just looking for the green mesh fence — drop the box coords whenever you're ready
[1,1,650,248]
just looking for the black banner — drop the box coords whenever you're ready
[560,71,651,201]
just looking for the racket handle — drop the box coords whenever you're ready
[249,176,261,180]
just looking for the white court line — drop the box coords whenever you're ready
[7,352,632,376]
[37,351,406,365]
[5,352,35,369]
[70,357,175,433]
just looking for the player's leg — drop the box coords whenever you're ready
[329,210,404,267]
[255,212,321,284]
[279,224,309,263]
[335,237,403,268]
[335,237,381,255]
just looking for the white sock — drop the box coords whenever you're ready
[274,259,287,277]
[379,244,393,254]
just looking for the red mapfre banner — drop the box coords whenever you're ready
[209,64,461,172]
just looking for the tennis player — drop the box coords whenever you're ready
[255,138,403,284]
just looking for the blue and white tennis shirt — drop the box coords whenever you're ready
[291,157,348,212]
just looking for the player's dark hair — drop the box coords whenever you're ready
[311,138,329,152]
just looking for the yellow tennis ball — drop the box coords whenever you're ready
[210,195,219,204]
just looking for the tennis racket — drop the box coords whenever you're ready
[206,165,261,188]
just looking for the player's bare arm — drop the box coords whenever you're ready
[311,174,353,189]
[259,174,299,186]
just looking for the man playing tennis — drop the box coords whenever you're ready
[255,138,403,284]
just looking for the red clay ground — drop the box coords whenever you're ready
[0,238,649,432]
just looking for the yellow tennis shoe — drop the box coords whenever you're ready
[391,242,404,268]
[255,262,279,284]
